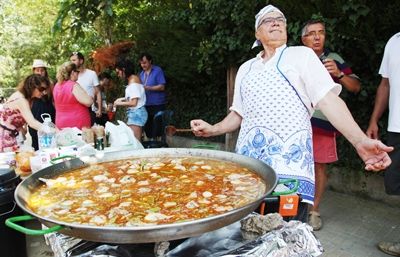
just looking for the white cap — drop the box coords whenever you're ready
[32,59,48,68]
[252,5,286,48]
[254,5,285,30]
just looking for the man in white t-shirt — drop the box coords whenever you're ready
[367,32,400,256]
[70,52,100,125]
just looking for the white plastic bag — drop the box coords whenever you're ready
[56,128,86,146]
[105,120,143,149]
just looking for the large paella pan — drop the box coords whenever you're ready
[7,148,278,243]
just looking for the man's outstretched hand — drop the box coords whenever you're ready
[355,138,393,171]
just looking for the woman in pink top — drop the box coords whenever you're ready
[53,62,93,129]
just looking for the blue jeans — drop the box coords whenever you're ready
[126,106,148,126]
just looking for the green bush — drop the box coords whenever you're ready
[109,0,398,154]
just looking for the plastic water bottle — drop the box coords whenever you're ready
[38,113,57,150]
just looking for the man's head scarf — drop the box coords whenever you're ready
[252,5,286,48]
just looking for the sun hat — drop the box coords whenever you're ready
[32,59,48,68]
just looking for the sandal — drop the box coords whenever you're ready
[308,211,322,231]
[378,242,400,256]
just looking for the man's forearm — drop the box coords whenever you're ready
[339,75,361,93]
[212,111,242,136]
[145,84,165,91]
[369,78,389,125]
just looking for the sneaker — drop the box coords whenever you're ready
[378,242,400,256]
[308,211,322,231]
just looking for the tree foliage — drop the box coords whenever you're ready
[53,0,114,38]
[0,0,59,92]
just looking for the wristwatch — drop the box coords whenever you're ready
[337,72,345,79]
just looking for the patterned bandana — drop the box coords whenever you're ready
[252,5,286,49]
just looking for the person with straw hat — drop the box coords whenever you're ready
[30,59,56,150]
[32,59,49,77]
[191,4,393,222]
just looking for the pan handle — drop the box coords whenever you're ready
[50,155,76,165]
[271,178,299,196]
[192,144,218,149]
[6,215,63,235]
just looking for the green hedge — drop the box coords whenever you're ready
[108,1,398,164]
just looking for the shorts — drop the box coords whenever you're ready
[312,127,338,164]
[126,106,148,126]
[384,132,400,195]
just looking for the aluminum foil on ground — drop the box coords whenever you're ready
[44,213,323,257]
[167,213,323,257]
[221,219,323,257]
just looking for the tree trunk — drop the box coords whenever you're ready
[225,66,238,152]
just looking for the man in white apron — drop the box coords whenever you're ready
[190,5,393,222]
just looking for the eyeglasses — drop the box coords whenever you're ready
[259,16,286,27]
[72,51,79,55]
[305,30,326,38]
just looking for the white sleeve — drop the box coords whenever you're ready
[229,65,247,117]
[300,48,341,107]
[93,72,100,87]
[379,38,391,78]
[125,84,140,100]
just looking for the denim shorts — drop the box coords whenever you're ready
[126,106,148,126]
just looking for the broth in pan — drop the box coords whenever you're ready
[28,157,266,226]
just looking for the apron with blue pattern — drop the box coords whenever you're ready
[236,48,315,204]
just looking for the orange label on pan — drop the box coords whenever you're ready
[279,195,299,217]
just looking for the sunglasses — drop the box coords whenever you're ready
[37,87,48,95]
